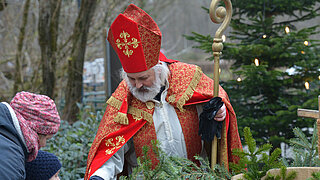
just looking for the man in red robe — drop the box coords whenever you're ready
[85,4,242,180]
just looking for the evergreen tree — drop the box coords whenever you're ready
[185,0,320,150]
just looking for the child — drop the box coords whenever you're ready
[0,91,60,179]
[25,150,62,180]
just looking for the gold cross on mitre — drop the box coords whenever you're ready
[115,31,140,57]
[297,95,320,157]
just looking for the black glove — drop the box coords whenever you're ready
[198,97,224,141]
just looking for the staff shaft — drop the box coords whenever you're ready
[209,0,232,170]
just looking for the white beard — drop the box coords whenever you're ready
[127,74,162,102]
[123,62,170,103]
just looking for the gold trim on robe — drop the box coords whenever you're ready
[84,62,242,179]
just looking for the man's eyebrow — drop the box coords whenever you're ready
[139,75,149,79]
[127,75,148,80]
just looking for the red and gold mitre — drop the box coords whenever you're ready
[107,4,162,73]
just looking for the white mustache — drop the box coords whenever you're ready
[137,86,152,92]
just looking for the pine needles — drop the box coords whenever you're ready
[119,124,320,180]
[119,140,231,180]
[229,127,283,180]
[286,123,320,167]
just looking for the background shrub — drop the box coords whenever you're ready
[43,104,103,179]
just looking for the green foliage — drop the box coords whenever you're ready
[285,123,320,167]
[230,127,283,180]
[307,171,320,180]
[265,166,297,180]
[43,104,103,179]
[186,0,320,150]
[120,125,320,180]
[231,0,320,19]
[120,140,231,180]
[184,32,215,61]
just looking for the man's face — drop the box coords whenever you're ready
[126,68,162,102]
[127,68,156,90]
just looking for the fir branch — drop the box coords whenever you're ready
[121,140,231,180]
[230,127,283,179]
[244,127,257,154]
[288,123,320,167]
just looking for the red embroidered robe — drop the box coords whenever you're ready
[84,62,242,179]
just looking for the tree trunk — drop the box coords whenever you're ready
[38,0,62,99]
[13,0,31,95]
[62,0,98,123]
[0,0,7,11]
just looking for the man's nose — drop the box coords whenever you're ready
[135,81,143,88]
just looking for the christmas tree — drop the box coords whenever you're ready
[185,0,320,150]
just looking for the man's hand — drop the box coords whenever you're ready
[214,104,226,121]
[198,97,225,141]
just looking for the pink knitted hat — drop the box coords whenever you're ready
[10,91,60,161]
